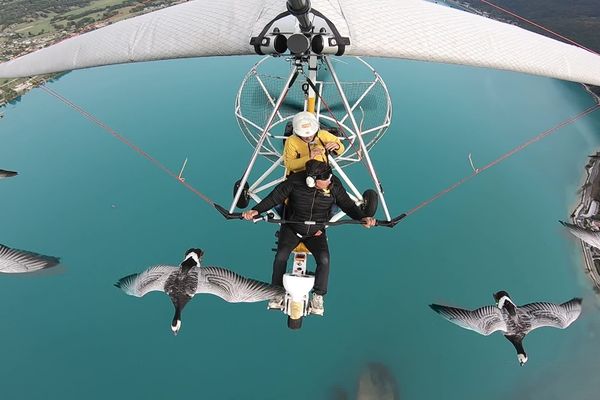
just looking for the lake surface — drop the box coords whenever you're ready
[1,56,600,399]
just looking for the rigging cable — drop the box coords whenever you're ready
[303,74,373,173]
[478,0,599,56]
[39,84,217,206]
[400,0,600,218]
[24,0,600,223]
[404,103,600,218]
[38,86,599,222]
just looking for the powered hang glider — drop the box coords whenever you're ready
[1,0,600,222]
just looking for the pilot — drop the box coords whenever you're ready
[284,111,344,175]
[242,159,375,315]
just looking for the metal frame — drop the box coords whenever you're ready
[230,62,300,213]
[230,56,394,221]
[324,56,391,220]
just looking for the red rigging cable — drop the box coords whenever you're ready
[478,0,599,56]
[40,84,599,221]
[40,85,216,206]
[303,75,371,171]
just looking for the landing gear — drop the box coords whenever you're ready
[233,179,250,208]
[362,189,378,217]
[287,315,303,330]
[282,250,315,330]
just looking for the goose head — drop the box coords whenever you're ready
[517,353,528,366]
[180,248,204,275]
[494,291,517,316]
[170,297,191,336]
[171,318,182,336]
[506,334,528,366]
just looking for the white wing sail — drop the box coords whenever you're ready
[0,0,268,78]
[1,0,600,86]
[340,0,600,85]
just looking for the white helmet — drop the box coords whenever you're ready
[292,111,319,138]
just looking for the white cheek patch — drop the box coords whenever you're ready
[184,252,200,266]
[171,320,181,332]
[497,296,514,309]
[518,354,528,364]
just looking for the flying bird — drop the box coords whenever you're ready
[0,169,18,179]
[560,220,600,249]
[0,243,60,273]
[115,248,285,335]
[430,291,582,366]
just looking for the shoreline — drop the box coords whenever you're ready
[570,153,600,293]
[582,84,600,105]
[0,0,187,107]
[570,81,600,295]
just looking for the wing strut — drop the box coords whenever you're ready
[229,62,300,213]
[324,56,392,220]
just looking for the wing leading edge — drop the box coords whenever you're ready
[0,0,269,78]
[0,0,599,86]
[341,0,600,86]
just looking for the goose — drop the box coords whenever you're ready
[0,169,17,179]
[560,220,600,249]
[115,248,285,335]
[430,291,582,365]
[0,243,60,273]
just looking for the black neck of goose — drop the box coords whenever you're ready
[507,335,526,356]
[173,294,192,317]
[503,302,517,317]
[172,306,182,326]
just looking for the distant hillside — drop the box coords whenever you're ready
[466,0,600,96]
[0,0,96,28]
[470,0,600,53]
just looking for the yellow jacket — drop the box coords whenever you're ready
[284,130,345,174]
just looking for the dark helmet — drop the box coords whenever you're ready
[305,160,332,188]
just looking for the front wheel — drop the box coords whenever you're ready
[232,179,250,208]
[287,316,303,330]
[361,189,378,217]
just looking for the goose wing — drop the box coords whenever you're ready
[196,266,285,302]
[560,221,600,249]
[0,244,60,273]
[429,304,506,336]
[521,298,582,331]
[115,265,178,297]
[0,169,18,179]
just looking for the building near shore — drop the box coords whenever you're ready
[13,81,32,93]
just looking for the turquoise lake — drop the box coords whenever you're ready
[1,56,600,399]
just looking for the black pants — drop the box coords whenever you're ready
[272,224,330,295]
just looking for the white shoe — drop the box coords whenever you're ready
[310,294,324,316]
[267,295,284,310]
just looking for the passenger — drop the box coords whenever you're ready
[284,111,344,174]
[242,159,375,315]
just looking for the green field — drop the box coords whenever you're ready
[13,18,55,36]
[61,0,127,17]
[10,0,136,38]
